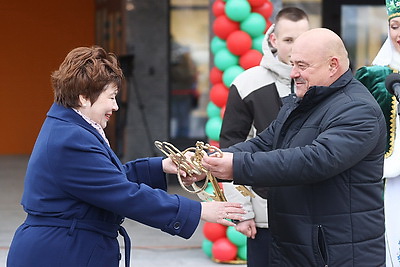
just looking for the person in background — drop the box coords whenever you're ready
[355,0,400,265]
[219,7,309,267]
[6,46,245,267]
[203,28,386,266]
[170,37,198,138]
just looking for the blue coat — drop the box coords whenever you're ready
[7,103,201,267]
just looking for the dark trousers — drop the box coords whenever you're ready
[246,227,271,267]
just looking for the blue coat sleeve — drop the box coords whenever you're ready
[123,157,168,190]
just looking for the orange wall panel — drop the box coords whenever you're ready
[0,1,95,154]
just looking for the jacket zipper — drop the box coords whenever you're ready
[317,225,328,267]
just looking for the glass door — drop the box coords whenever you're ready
[322,0,386,72]
[342,5,387,71]
[169,0,209,145]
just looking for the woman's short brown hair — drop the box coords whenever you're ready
[51,46,124,108]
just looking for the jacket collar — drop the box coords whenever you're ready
[47,103,106,144]
[47,103,125,182]
[295,69,353,111]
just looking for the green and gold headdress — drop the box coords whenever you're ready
[387,0,400,20]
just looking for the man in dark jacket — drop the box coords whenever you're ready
[202,28,386,266]
[219,7,309,267]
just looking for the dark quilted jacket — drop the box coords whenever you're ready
[226,70,386,266]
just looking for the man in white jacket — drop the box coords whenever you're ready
[219,7,309,267]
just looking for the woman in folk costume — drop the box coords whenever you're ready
[355,0,400,265]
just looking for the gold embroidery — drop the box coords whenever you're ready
[389,12,400,20]
[384,68,398,158]
[385,95,397,158]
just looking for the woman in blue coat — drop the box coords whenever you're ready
[6,46,244,267]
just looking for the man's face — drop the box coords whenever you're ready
[270,18,309,65]
[289,45,332,98]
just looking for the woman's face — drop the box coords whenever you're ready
[390,17,400,54]
[79,83,119,128]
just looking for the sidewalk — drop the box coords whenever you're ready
[0,155,246,267]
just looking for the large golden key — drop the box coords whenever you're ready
[155,141,226,201]
[154,141,254,201]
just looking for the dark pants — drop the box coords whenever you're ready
[171,95,192,138]
[246,227,271,267]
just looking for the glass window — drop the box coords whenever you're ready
[341,5,387,71]
[283,0,322,28]
[170,0,209,141]
[168,0,324,144]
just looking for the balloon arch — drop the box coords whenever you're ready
[203,0,274,264]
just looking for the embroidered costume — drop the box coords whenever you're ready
[355,1,400,265]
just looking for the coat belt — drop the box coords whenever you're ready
[25,214,131,267]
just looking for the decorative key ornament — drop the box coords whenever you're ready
[154,141,254,202]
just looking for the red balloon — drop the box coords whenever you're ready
[208,140,220,148]
[218,182,224,190]
[210,83,229,108]
[210,67,223,85]
[203,222,227,242]
[213,15,240,40]
[248,0,266,8]
[212,0,225,17]
[212,237,238,262]
[253,1,274,20]
[220,105,226,118]
[239,49,263,70]
[226,31,252,56]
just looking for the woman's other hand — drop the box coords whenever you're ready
[200,201,245,227]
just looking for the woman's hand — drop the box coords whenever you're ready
[162,157,186,175]
[235,219,257,239]
[200,201,245,227]
[162,153,207,186]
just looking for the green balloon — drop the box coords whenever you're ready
[227,226,247,247]
[225,0,251,22]
[205,116,223,141]
[237,244,247,260]
[252,35,264,53]
[223,65,244,88]
[211,36,227,55]
[241,13,267,38]
[214,48,239,71]
[204,182,215,195]
[207,102,221,118]
[202,238,213,258]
